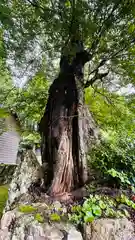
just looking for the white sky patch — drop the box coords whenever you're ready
[117,84,135,95]
[6,39,43,88]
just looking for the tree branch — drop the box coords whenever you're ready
[27,0,48,11]
[84,36,135,88]
[89,1,121,57]
[85,71,109,88]
[26,0,56,16]
[92,86,114,105]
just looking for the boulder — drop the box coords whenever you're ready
[1,148,135,240]
[0,207,82,240]
[4,150,43,212]
[1,208,135,240]
[85,218,135,240]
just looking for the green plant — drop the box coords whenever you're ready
[18,205,37,214]
[68,195,108,224]
[35,213,44,223]
[107,169,131,185]
[82,197,102,217]
[89,135,135,189]
[68,212,84,224]
[116,194,135,209]
[84,212,95,223]
[50,213,61,221]
[68,193,133,224]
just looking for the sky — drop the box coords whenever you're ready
[118,84,135,95]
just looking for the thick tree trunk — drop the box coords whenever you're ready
[39,47,99,198]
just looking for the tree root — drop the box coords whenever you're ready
[44,186,130,204]
[44,187,89,204]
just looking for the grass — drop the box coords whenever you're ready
[0,185,8,218]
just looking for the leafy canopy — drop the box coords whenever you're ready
[0,0,135,154]
[0,0,135,87]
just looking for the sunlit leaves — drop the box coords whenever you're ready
[84,212,95,223]
[0,108,9,118]
[65,0,71,8]
[85,87,135,135]
[0,0,135,82]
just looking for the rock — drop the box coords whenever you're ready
[53,201,62,210]
[0,211,16,240]
[4,150,43,212]
[85,218,135,240]
[1,145,135,240]
[67,228,83,240]
[0,206,82,240]
[1,204,135,240]
[0,211,16,229]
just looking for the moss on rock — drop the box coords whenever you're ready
[0,185,8,218]
[18,205,37,214]
[35,213,44,223]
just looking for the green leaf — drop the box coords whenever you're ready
[50,213,61,221]
[0,108,9,118]
[123,209,130,217]
[131,203,135,209]
[82,200,92,212]
[128,24,135,33]
[108,169,117,177]
[99,200,106,210]
[131,186,135,193]
[35,213,44,223]
[105,207,116,217]
[71,205,82,212]
[126,199,132,207]
[18,205,37,213]
[116,210,125,218]
[65,0,71,8]
[92,205,102,216]
[68,213,82,224]
[84,212,95,223]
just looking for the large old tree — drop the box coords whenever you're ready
[1,0,135,199]
[39,38,99,198]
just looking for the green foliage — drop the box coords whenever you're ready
[35,213,44,223]
[50,213,61,221]
[0,0,135,146]
[68,212,84,224]
[0,1,135,214]
[84,212,95,223]
[1,68,50,146]
[107,169,130,185]
[13,71,49,123]
[89,137,135,188]
[68,193,134,224]
[116,194,135,209]
[0,0,135,90]
[65,0,71,8]
[85,87,135,188]
[18,205,37,214]
[85,87,135,134]
[0,185,8,218]
[0,108,9,118]
[0,28,13,106]
[69,195,104,224]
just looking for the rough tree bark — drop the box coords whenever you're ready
[39,40,99,199]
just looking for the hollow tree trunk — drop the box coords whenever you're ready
[39,44,99,197]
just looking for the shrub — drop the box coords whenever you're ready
[89,135,135,187]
